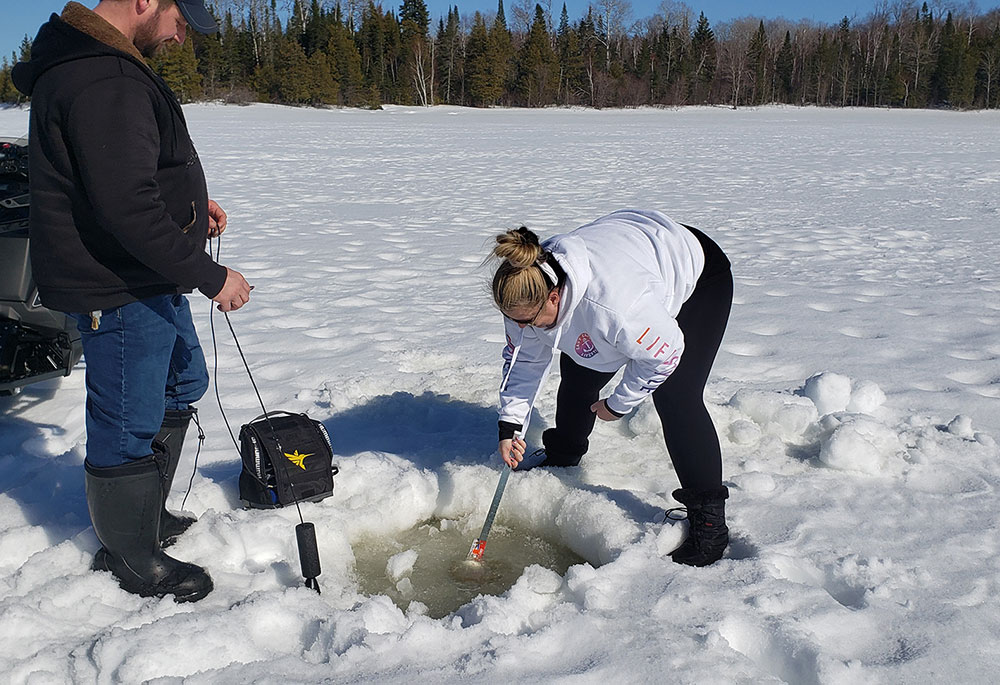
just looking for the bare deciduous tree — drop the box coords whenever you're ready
[593,0,633,71]
[716,18,756,107]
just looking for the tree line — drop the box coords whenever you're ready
[2,0,999,109]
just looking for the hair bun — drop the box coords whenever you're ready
[493,226,541,268]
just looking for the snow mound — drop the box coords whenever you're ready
[721,373,992,481]
[818,416,905,475]
[728,388,818,440]
[802,372,886,417]
[802,372,853,415]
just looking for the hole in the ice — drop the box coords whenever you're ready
[726,536,759,560]
[353,517,587,619]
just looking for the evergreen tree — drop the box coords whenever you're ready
[905,2,937,106]
[834,17,855,105]
[648,23,687,104]
[355,2,391,106]
[192,28,223,98]
[219,12,241,87]
[775,30,794,102]
[288,0,308,42]
[933,11,975,107]
[490,0,515,104]
[264,0,284,66]
[257,36,312,103]
[400,0,430,35]
[0,57,16,104]
[151,40,203,103]
[328,22,366,106]
[436,7,464,105]
[577,8,600,105]
[356,5,401,103]
[357,2,385,92]
[307,49,340,103]
[633,30,653,89]
[22,1,990,112]
[2,40,31,104]
[517,4,559,106]
[688,12,715,102]
[882,31,907,106]
[494,0,508,31]
[807,31,837,104]
[382,10,404,102]
[921,3,933,37]
[17,35,32,64]
[303,0,329,55]
[466,12,501,105]
[747,20,769,104]
[557,3,585,104]
[400,0,432,104]
[659,16,693,104]
[594,12,608,71]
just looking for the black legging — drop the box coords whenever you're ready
[542,227,733,491]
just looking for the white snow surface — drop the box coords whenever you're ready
[1,103,999,683]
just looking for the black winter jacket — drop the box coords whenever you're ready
[11,5,227,313]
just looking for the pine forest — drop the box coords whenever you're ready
[2,0,999,110]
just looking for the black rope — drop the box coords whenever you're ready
[221,310,306,526]
[210,238,242,456]
[208,234,317,589]
[180,410,205,511]
[664,507,688,521]
[654,506,689,524]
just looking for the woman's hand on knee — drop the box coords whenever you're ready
[499,436,526,468]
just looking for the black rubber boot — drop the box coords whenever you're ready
[669,486,730,567]
[85,453,213,602]
[153,408,199,545]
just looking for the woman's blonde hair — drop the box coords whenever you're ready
[490,227,555,312]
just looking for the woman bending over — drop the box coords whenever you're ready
[489,209,733,567]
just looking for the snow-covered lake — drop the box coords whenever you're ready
[1,103,998,683]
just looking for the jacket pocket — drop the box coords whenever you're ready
[180,201,197,234]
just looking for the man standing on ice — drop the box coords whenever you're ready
[488,211,733,566]
[12,0,251,602]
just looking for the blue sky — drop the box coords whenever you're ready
[0,1,947,66]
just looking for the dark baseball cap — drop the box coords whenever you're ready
[176,0,219,34]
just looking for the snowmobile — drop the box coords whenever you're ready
[0,137,83,395]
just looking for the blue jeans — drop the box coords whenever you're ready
[70,294,209,467]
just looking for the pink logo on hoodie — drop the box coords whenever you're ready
[575,332,599,358]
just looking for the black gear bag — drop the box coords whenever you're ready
[238,411,338,509]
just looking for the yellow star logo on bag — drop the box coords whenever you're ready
[284,450,313,470]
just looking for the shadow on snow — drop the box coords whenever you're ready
[1,387,667,547]
[321,390,541,470]
[0,382,90,547]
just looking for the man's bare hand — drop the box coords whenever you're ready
[213,267,251,312]
[207,199,227,237]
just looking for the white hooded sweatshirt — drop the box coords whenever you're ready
[498,209,705,427]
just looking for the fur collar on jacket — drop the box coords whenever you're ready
[60,2,146,63]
